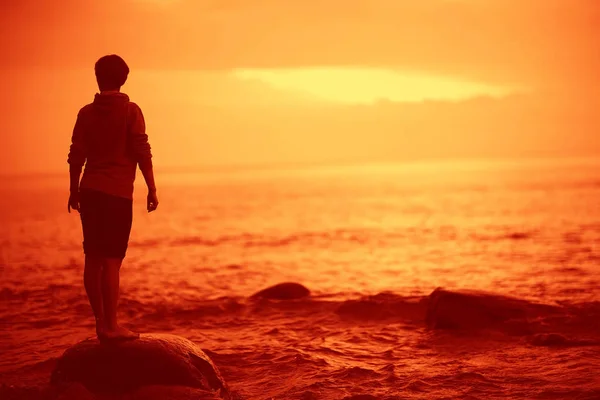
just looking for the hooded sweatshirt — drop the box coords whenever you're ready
[67,92,152,200]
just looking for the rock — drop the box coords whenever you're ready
[50,333,230,399]
[130,385,224,400]
[529,333,569,347]
[529,333,598,347]
[425,288,532,331]
[251,282,310,300]
[54,382,95,400]
[301,390,319,400]
[0,384,47,400]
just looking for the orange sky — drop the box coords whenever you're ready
[0,0,598,174]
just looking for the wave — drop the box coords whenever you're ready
[4,281,599,343]
[129,229,374,249]
[340,288,599,339]
[128,227,552,251]
[127,284,600,345]
[2,284,599,400]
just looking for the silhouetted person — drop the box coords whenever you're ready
[67,55,158,341]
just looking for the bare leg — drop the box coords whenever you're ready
[84,255,105,337]
[101,257,138,340]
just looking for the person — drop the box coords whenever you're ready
[67,54,158,341]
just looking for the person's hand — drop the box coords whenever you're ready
[147,190,159,213]
[68,191,80,213]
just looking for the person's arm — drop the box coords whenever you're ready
[69,166,83,193]
[129,103,158,211]
[139,159,156,192]
[67,111,86,212]
[139,159,158,211]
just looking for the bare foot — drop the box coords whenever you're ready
[95,318,107,339]
[101,325,140,341]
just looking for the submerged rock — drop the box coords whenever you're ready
[529,333,599,347]
[50,333,230,399]
[529,332,570,347]
[335,292,425,322]
[251,282,310,300]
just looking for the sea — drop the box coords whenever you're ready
[1,157,599,399]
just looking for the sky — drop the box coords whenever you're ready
[0,0,598,174]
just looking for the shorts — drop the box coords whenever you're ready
[79,188,133,259]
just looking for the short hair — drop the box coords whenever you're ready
[95,55,129,91]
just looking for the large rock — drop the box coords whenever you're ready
[50,333,230,399]
[425,287,553,333]
[251,282,310,300]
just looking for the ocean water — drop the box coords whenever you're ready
[1,158,599,399]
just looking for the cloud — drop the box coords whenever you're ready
[1,0,598,91]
